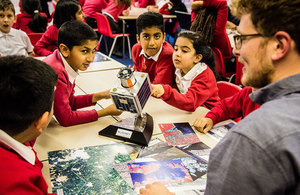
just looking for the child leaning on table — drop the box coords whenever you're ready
[193,87,260,133]
[43,20,122,127]
[0,56,57,194]
[0,0,34,56]
[151,30,220,112]
[132,11,175,85]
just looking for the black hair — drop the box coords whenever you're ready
[177,30,215,74]
[21,0,48,33]
[190,7,217,45]
[0,0,15,14]
[58,20,98,51]
[53,0,80,28]
[0,56,58,136]
[136,11,164,36]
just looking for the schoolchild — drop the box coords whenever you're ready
[0,0,33,56]
[133,0,155,8]
[193,87,260,133]
[83,0,109,28]
[34,0,85,56]
[0,55,58,194]
[151,30,220,111]
[43,20,122,127]
[13,0,48,34]
[132,11,175,85]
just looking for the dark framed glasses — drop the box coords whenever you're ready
[233,33,262,49]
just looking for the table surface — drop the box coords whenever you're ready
[34,55,217,193]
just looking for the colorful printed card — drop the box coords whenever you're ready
[207,122,235,142]
[158,122,201,146]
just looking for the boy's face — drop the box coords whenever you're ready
[136,27,165,57]
[0,9,15,33]
[63,40,98,71]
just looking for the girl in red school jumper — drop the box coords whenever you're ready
[191,0,232,70]
[133,0,155,8]
[13,0,48,34]
[34,0,85,56]
[151,30,220,112]
[83,0,109,28]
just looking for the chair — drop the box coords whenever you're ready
[217,81,242,100]
[212,47,235,79]
[95,13,131,59]
[174,10,191,30]
[28,33,43,46]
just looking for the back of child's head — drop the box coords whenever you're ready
[0,0,15,14]
[21,0,48,32]
[0,56,58,136]
[136,11,164,36]
[58,20,98,51]
[53,0,80,28]
[177,30,215,71]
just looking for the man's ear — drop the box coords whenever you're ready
[194,54,203,64]
[271,31,291,61]
[136,34,140,44]
[34,112,50,134]
[59,43,70,58]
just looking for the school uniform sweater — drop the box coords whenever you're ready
[161,66,219,112]
[102,1,129,22]
[0,131,53,194]
[43,49,98,127]
[13,12,48,34]
[83,0,109,19]
[205,87,260,124]
[132,41,175,85]
[191,0,232,63]
[133,0,155,8]
[34,25,58,56]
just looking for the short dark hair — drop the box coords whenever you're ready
[234,0,300,54]
[136,11,164,36]
[58,20,98,51]
[0,56,58,136]
[0,0,15,14]
[53,0,80,28]
[177,30,215,73]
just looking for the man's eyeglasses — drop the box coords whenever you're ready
[233,33,262,50]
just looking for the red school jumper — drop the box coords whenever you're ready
[132,41,175,85]
[34,25,58,56]
[43,49,98,126]
[161,67,220,112]
[83,0,109,19]
[191,0,232,63]
[205,87,261,124]
[13,12,48,34]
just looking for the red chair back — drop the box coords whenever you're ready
[212,47,234,78]
[217,81,242,100]
[95,13,114,38]
[28,33,43,46]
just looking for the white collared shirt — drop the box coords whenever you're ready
[139,44,163,62]
[59,52,79,83]
[175,62,207,94]
[0,28,33,56]
[0,130,36,165]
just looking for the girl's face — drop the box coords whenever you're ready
[173,37,202,75]
[75,5,85,22]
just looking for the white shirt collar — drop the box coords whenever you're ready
[0,130,36,165]
[0,28,16,38]
[59,52,78,83]
[175,62,207,94]
[139,44,163,62]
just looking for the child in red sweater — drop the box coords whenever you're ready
[193,87,260,133]
[34,0,85,56]
[151,30,220,112]
[132,11,175,85]
[43,20,122,127]
[0,56,58,194]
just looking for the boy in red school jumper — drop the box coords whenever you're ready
[132,11,175,85]
[0,56,58,194]
[193,87,260,133]
[43,20,122,127]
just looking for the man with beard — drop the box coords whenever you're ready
[139,0,300,194]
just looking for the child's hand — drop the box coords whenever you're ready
[193,117,213,133]
[97,104,122,117]
[191,0,203,11]
[92,90,111,103]
[151,84,164,98]
[139,182,174,195]
[122,9,130,16]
